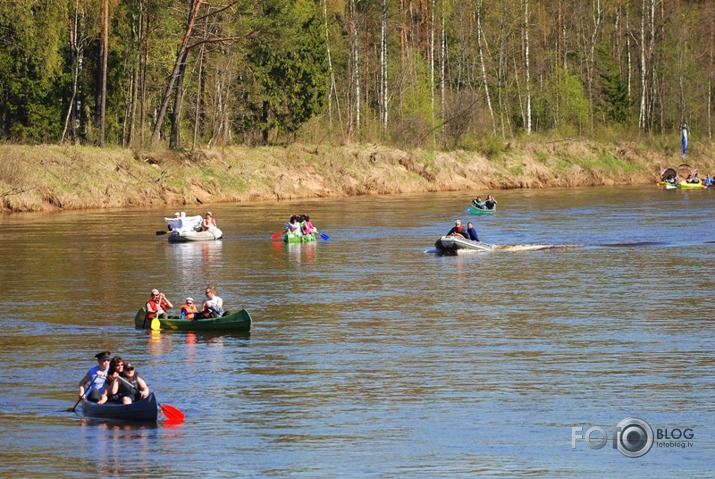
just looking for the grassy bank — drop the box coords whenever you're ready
[1,137,712,213]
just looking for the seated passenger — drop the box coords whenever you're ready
[180,297,198,320]
[201,285,224,318]
[472,196,485,209]
[485,195,498,209]
[447,220,469,239]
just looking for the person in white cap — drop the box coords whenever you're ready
[180,297,198,320]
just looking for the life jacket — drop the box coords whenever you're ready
[145,298,168,319]
[180,304,197,320]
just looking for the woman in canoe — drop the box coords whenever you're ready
[106,361,150,404]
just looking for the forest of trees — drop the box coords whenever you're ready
[0,0,713,150]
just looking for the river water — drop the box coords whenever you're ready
[0,186,713,478]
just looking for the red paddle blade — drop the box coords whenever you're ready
[272,232,283,240]
[161,404,185,423]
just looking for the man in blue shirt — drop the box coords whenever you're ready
[466,222,480,242]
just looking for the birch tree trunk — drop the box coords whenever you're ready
[476,0,495,133]
[151,0,203,144]
[523,0,531,134]
[62,0,84,144]
[380,0,388,131]
[349,0,360,135]
[98,0,109,146]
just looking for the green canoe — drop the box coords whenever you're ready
[466,206,496,215]
[134,308,252,332]
[283,232,316,243]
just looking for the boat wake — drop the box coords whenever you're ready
[428,243,580,254]
[491,244,579,252]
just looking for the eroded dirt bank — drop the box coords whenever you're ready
[1,139,711,213]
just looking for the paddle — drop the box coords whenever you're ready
[69,373,97,412]
[150,294,163,331]
[156,230,168,235]
[319,233,330,240]
[272,232,284,240]
[160,403,185,423]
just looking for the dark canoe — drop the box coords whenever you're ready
[434,235,494,254]
[134,308,252,333]
[81,392,158,422]
[466,206,496,215]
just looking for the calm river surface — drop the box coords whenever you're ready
[0,186,713,478]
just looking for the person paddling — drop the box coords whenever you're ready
[77,351,111,404]
[145,289,173,320]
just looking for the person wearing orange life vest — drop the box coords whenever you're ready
[179,297,198,320]
[145,289,173,320]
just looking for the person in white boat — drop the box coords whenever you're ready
[201,211,217,231]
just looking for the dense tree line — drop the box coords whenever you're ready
[0,0,713,149]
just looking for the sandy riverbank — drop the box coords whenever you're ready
[1,138,712,213]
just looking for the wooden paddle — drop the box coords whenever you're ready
[156,230,168,235]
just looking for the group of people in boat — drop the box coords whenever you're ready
[167,211,217,232]
[145,285,225,321]
[77,351,150,405]
[446,219,480,242]
[285,214,319,237]
[471,194,498,210]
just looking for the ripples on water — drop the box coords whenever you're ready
[0,187,713,478]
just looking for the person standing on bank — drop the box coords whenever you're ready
[78,351,111,404]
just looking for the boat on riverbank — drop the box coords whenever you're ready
[434,235,494,254]
[134,308,252,332]
[678,180,705,189]
[80,393,159,422]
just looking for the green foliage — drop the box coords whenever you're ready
[534,67,591,134]
[241,0,329,143]
[597,48,632,125]
[0,1,68,142]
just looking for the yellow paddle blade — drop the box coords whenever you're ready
[151,317,161,331]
